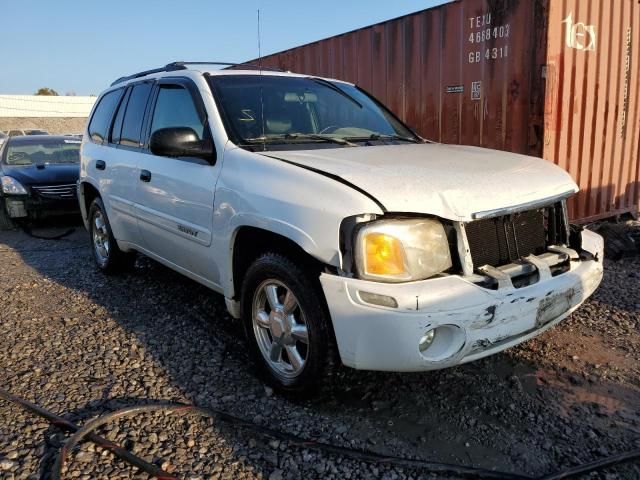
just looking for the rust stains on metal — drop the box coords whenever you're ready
[249,0,640,222]
[544,0,640,221]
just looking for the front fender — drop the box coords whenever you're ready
[215,145,385,301]
[227,213,324,263]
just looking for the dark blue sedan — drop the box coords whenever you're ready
[0,135,81,225]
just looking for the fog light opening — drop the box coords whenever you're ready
[358,291,398,308]
[418,329,436,352]
[418,325,465,362]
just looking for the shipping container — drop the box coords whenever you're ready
[247,0,640,222]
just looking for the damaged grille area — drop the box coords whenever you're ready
[465,203,566,269]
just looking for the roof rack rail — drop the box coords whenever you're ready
[110,64,186,86]
[169,61,284,72]
[110,61,284,86]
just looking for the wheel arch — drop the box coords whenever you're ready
[78,180,101,230]
[226,219,337,308]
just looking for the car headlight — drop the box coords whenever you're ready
[1,176,28,195]
[355,218,452,282]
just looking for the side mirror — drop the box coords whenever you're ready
[149,127,215,162]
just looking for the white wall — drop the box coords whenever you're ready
[0,95,96,118]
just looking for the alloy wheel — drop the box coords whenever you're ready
[252,279,310,378]
[92,210,110,264]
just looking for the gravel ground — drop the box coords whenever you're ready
[0,218,638,479]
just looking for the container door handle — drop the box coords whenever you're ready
[139,170,152,182]
[95,160,106,170]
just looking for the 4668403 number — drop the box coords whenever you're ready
[468,25,510,43]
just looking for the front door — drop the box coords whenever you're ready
[135,78,220,283]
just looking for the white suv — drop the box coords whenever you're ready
[78,62,604,392]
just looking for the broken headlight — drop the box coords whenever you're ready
[354,218,452,282]
[1,176,28,195]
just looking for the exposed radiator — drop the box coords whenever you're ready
[465,204,566,269]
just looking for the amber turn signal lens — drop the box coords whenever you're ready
[364,233,406,276]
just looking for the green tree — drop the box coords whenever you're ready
[35,87,59,96]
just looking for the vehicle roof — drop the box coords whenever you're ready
[110,66,353,90]
[6,135,80,144]
[204,69,353,85]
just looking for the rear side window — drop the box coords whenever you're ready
[88,89,123,143]
[110,88,130,145]
[120,83,153,147]
[150,86,204,140]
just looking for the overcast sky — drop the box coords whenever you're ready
[0,0,446,95]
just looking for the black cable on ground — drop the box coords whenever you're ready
[0,388,528,480]
[1,387,638,480]
[0,245,86,253]
[19,223,75,241]
[537,450,640,480]
[0,388,176,480]
[51,402,530,480]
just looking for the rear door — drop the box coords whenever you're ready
[135,77,220,282]
[85,87,135,242]
[101,81,154,247]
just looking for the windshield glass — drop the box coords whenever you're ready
[3,140,81,166]
[209,75,416,149]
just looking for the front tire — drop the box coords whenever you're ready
[241,252,337,394]
[88,197,135,273]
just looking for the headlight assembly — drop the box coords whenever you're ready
[355,218,452,282]
[1,176,28,195]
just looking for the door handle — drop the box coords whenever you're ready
[139,170,152,182]
[95,160,106,170]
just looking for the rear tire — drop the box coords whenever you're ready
[241,252,338,394]
[88,197,135,273]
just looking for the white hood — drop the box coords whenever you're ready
[264,144,578,221]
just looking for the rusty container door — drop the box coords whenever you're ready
[542,0,640,221]
[252,0,640,222]
[256,0,537,154]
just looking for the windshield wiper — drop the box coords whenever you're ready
[285,133,356,146]
[345,133,422,144]
[308,77,363,109]
[244,133,356,147]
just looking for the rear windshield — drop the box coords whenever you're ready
[3,140,81,166]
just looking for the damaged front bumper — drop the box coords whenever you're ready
[2,193,79,219]
[320,230,604,372]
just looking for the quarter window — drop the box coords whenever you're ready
[88,89,123,144]
[150,85,204,140]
